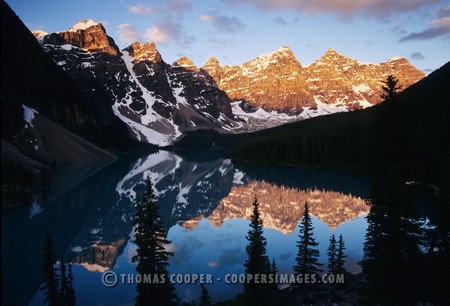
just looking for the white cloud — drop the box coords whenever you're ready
[144,20,195,47]
[145,26,170,44]
[100,20,110,27]
[168,0,192,13]
[117,23,143,44]
[199,15,213,22]
[221,0,439,19]
[430,16,450,27]
[199,13,246,33]
[129,4,159,15]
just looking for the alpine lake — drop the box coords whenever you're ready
[2,149,371,305]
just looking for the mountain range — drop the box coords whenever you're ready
[0,1,433,206]
[31,19,424,146]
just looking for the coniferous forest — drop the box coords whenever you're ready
[228,71,450,304]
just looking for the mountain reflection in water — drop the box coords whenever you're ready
[2,150,370,305]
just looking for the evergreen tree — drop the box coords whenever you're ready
[199,283,212,306]
[327,234,337,273]
[41,233,59,306]
[66,262,76,306]
[294,203,322,282]
[132,175,177,306]
[243,196,271,305]
[380,74,402,102]
[335,234,347,275]
[371,74,409,175]
[56,258,76,306]
[270,258,279,291]
[270,258,278,276]
[427,172,450,255]
[59,258,69,305]
[361,164,423,304]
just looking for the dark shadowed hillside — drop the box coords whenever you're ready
[0,0,135,149]
[177,62,450,183]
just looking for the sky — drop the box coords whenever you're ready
[6,0,450,73]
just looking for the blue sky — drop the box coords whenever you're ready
[6,0,450,72]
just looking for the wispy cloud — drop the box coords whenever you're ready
[26,22,48,31]
[167,0,192,13]
[411,52,425,60]
[399,25,450,42]
[128,4,160,15]
[399,6,450,42]
[199,13,246,33]
[145,20,195,47]
[117,23,143,44]
[100,20,110,27]
[437,5,450,18]
[275,16,288,25]
[221,0,439,19]
[430,16,450,27]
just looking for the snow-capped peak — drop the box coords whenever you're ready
[388,56,406,62]
[32,30,48,38]
[32,30,48,43]
[258,46,293,60]
[69,19,99,32]
[243,46,297,72]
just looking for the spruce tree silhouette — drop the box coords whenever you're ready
[132,175,177,306]
[327,234,337,274]
[361,164,423,304]
[199,283,213,306]
[41,233,59,306]
[293,202,322,288]
[335,234,347,275]
[243,196,271,305]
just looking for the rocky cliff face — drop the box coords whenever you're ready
[203,47,425,113]
[206,180,369,233]
[36,24,238,146]
[126,41,162,63]
[203,47,314,113]
[304,48,425,109]
[32,18,425,146]
[44,20,120,55]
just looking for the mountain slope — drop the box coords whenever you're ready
[202,47,425,113]
[14,105,116,165]
[37,25,241,146]
[0,2,134,149]
[33,18,425,146]
[230,61,450,182]
[1,2,119,208]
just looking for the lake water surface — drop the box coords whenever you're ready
[2,150,370,305]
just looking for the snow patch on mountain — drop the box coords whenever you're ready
[116,151,182,201]
[22,104,38,128]
[166,73,190,107]
[69,20,99,31]
[230,98,351,131]
[177,184,192,205]
[233,170,245,185]
[303,98,349,118]
[353,84,371,93]
[113,51,182,146]
[121,51,162,123]
[29,200,43,218]
[388,56,406,62]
